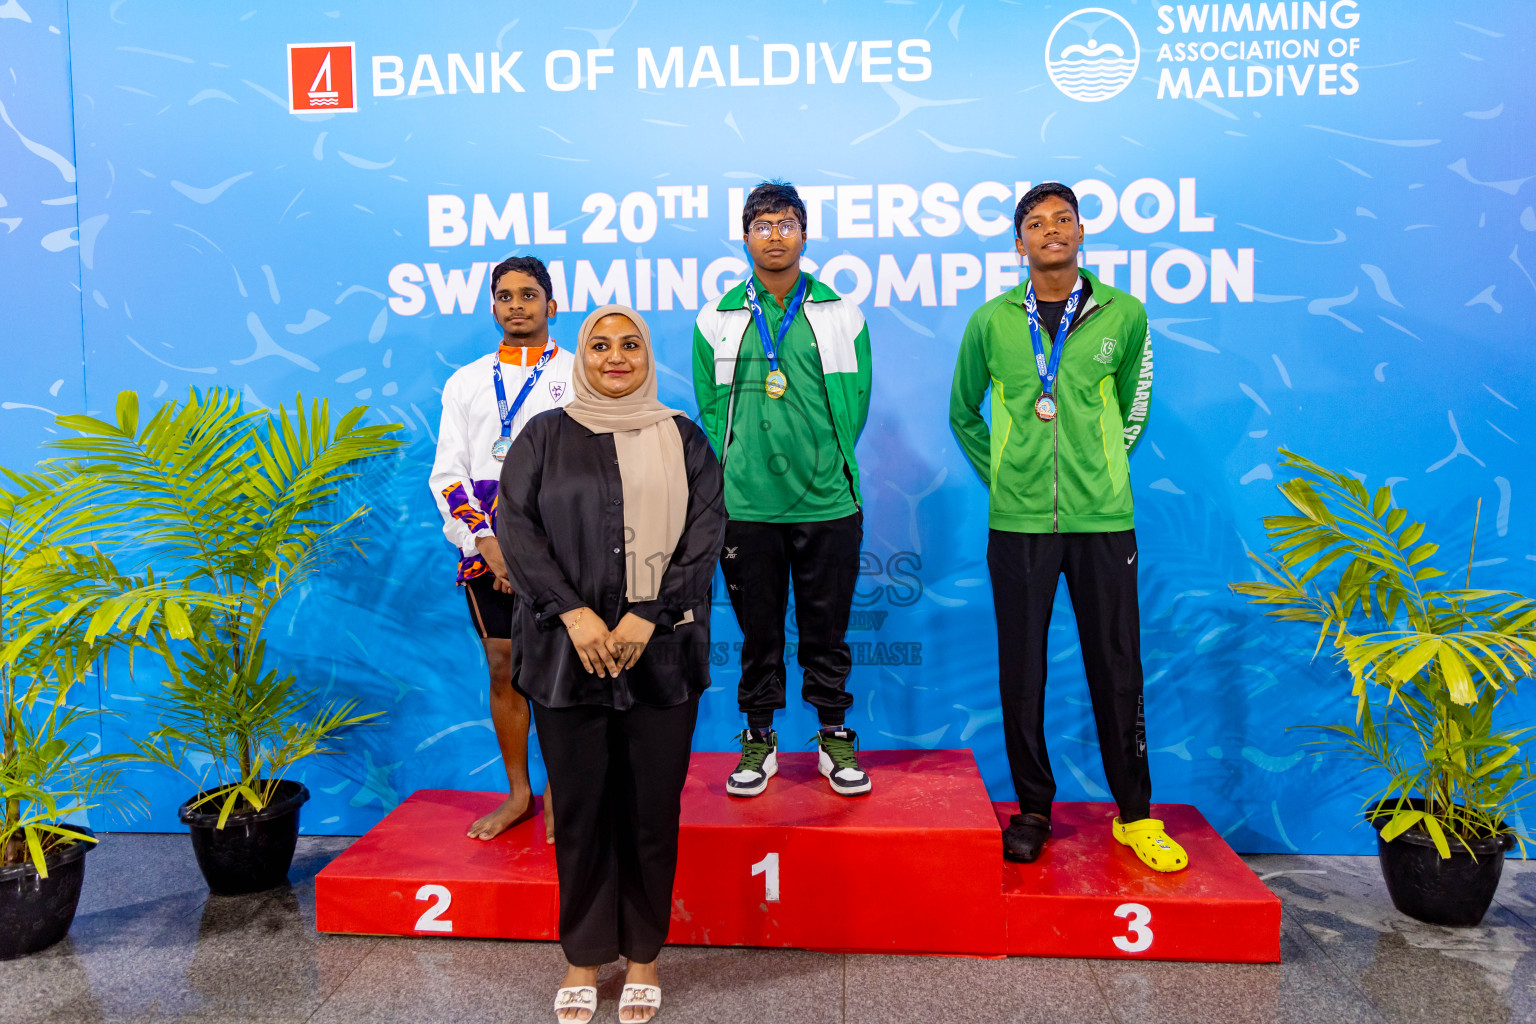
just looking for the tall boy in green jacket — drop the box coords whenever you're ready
[693,180,874,798]
[949,183,1187,872]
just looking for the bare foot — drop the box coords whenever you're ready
[467,789,533,841]
[544,783,555,845]
[621,959,660,1023]
[557,964,600,1023]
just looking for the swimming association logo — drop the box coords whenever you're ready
[1044,8,1140,103]
[287,42,357,113]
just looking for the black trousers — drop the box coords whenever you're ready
[987,529,1151,823]
[530,696,699,965]
[720,512,862,729]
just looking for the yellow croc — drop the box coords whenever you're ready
[1113,817,1189,873]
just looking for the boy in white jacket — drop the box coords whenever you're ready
[429,256,575,841]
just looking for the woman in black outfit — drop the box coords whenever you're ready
[497,303,724,1024]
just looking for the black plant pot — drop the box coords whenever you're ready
[1369,800,1516,927]
[0,825,94,959]
[179,780,310,895]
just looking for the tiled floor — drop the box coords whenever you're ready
[2,835,1533,1023]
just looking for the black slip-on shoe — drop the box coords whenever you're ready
[1002,813,1052,862]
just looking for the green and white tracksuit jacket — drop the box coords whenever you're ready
[692,273,872,514]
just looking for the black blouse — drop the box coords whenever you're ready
[496,409,726,709]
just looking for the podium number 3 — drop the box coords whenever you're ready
[751,852,781,902]
[415,884,454,933]
[1113,902,1152,952]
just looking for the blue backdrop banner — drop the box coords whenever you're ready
[2,1,1532,852]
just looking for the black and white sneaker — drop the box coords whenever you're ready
[815,727,872,796]
[727,729,778,797]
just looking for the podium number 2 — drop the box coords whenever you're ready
[1113,903,1152,952]
[751,852,781,902]
[415,884,454,933]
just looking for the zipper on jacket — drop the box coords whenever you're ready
[1017,295,1112,533]
[1065,297,1113,339]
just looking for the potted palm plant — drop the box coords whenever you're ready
[1231,450,1535,926]
[54,389,401,895]
[1,468,140,958]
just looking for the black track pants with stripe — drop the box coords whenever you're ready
[986,528,1151,824]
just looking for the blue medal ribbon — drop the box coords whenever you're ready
[744,273,809,376]
[492,344,554,443]
[1023,275,1085,401]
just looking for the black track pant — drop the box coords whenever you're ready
[530,696,699,966]
[987,529,1151,823]
[720,512,862,729]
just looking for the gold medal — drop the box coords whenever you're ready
[765,369,788,400]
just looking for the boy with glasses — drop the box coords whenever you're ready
[692,180,874,797]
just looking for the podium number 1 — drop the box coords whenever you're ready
[1112,903,1152,952]
[751,852,781,902]
[415,884,454,933]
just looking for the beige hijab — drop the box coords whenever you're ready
[565,305,689,604]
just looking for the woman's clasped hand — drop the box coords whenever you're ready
[558,607,656,677]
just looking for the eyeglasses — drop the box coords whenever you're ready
[749,220,803,240]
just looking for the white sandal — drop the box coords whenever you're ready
[553,985,597,1022]
[619,983,661,1020]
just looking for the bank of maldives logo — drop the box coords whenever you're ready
[1045,8,1140,102]
[288,42,357,113]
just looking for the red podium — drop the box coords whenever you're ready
[315,749,1279,962]
[669,749,1004,954]
[996,802,1280,961]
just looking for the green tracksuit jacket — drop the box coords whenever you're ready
[949,270,1153,533]
[692,273,872,514]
